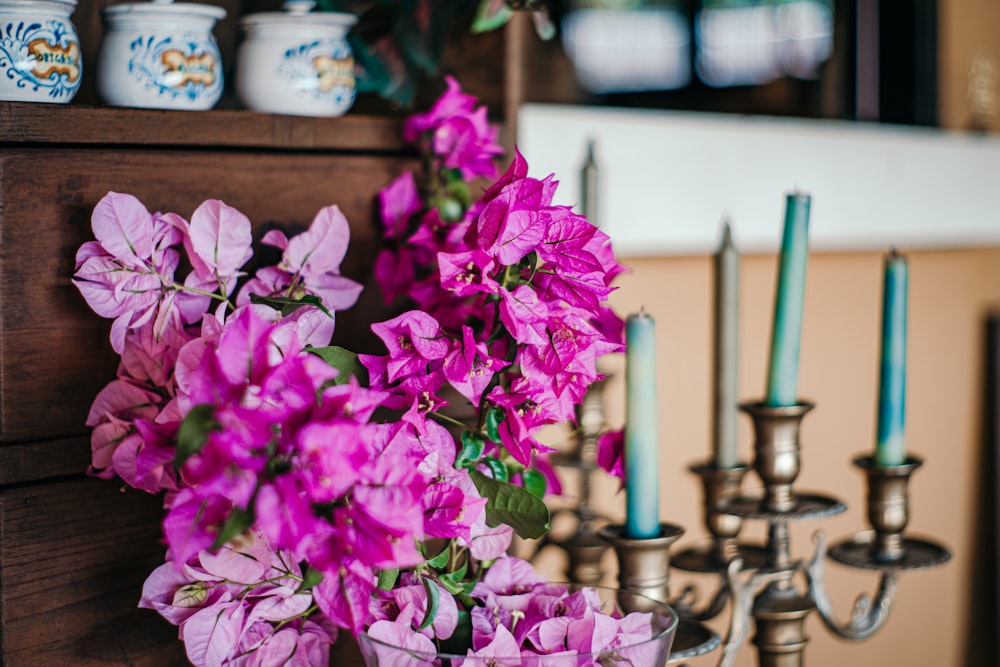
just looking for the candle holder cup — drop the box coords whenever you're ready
[740,401,815,512]
[858,455,920,562]
[826,455,951,571]
[600,522,723,663]
[599,522,684,609]
[673,462,769,574]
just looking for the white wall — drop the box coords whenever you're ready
[518,104,1000,256]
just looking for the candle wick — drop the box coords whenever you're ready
[888,246,900,259]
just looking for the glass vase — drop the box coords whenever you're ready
[356,584,679,666]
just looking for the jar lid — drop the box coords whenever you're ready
[241,0,357,29]
[2,0,77,8]
[103,0,227,21]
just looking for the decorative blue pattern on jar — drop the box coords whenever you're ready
[279,38,355,110]
[0,0,82,103]
[97,1,226,110]
[237,3,357,117]
[126,33,222,103]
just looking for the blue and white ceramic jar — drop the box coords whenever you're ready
[237,0,357,117]
[97,0,225,110]
[0,0,81,103]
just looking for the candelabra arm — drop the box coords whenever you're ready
[670,572,731,622]
[806,531,899,641]
[715,559,789,667]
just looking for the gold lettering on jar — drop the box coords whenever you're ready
[160,50,217,87]
[29,40,81,82]
[312,55,354,92]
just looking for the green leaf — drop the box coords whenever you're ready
[439,610,473,654]
[175,404,219,470]
[521,468,547,499]
[297,566,325,593]
[249,293,333,319]
[482,457,508,482]
[308,346,369,386]
[438,574,465,596]
[427,546,451,570]
[469,470,550,540]
[377,568,399,591]
[211,506,255,550]
[472,0,513,33]
[485,408,503,444]
[456,432,486,469]
[416,577,440,631]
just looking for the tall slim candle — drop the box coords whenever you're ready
[875,250,908,466]
[765,193,811,407]
[625,310,660,538]
[580,139,599,227]
[713,222,740,468]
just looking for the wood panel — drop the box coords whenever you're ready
[0,103,409,151]
[0,147,415,447]
[0,478,185,665]
[0,476,371,665]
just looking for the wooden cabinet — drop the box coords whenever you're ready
[0,102,416,665]
[0,2,512,661]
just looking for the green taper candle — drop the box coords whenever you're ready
[765,193,811,407]
[875,250,908,466]
[713,222,740,468]
[624,309,661,538]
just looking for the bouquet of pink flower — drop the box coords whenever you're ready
[74,77,664,666]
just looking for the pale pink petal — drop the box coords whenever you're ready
[181,600,245,667]
[285,205,350,275]
[91,191,154,261]
[187,199,254,280]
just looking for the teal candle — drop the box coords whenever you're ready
[713,222,740,468]
[875,250,908,466]
[765,193,811,407]
[624,310,660,538]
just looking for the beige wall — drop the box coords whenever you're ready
[537,247,1000,666]
[940,0,1000,132]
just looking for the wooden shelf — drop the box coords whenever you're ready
[0,102,410,153]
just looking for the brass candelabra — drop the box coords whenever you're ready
[541,392,951,665]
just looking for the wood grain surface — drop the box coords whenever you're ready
[0,147,414,447]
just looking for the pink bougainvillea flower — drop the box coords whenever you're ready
[181,599,246,667]
[437,249,499,297]
[476,178,554,265]
[365,619,438,667]
[238,205,362,314]
[498,284,549,346]
[596,428,625,484]
[374,246,416,305]
[443,326,506,406]
[402,76,503,180]
[312,558,377,634]
[181,199,254,295]
[466,622,521,662]
[432,105,504,180]
[370,310,449,381]
[378,171,422,240]
[228,622,331,667]
[90,191,157,262]
[162,488,234,568]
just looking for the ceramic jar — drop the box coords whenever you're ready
[0,0,81,103]
[97,0,225,110]
[237,0,357,117]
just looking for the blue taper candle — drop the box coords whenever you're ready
[765,193,811,407]
[624,309,661,538]
[875,250,908,466]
